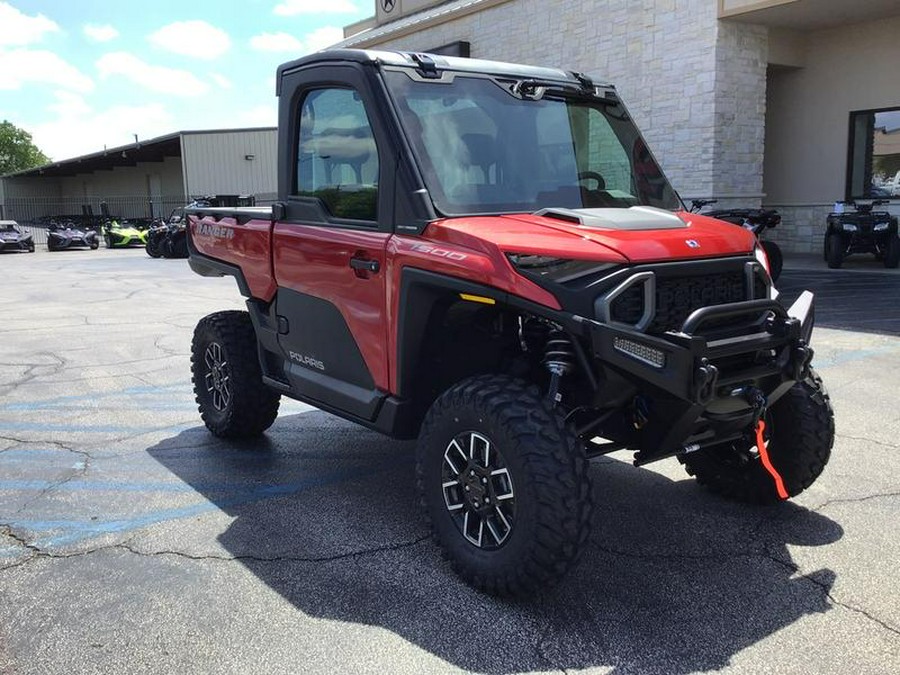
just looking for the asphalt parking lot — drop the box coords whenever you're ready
[1,248,899,674]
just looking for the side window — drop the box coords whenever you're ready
[296,88,379,221]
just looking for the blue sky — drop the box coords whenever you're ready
[0,0,373,161]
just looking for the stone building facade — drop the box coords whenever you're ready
[339,0,900,253]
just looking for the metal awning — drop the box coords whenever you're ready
[2,133,183,179]
[720,0,900,31]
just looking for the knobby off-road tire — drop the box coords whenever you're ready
[826,233,844,269]
[884,235,900,269]
[416,375,593,596]
[191,310,280,438]
[146,238,162,258]
[683,369,834,504]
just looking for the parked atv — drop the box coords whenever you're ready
[104,219,148,249]
[692,200,784,281]
[47,221,99,251]
[146,219,188,258]
[824,199,899,268]
[0,220,35,253]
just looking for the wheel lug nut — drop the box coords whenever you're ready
[465,486,470,492]
[485,497,490,504]
[481,477,487,484]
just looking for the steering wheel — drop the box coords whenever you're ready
[577,171,606,191]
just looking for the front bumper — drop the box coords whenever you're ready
[575,291,815,460]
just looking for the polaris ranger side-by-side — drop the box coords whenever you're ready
[187,50,833,595]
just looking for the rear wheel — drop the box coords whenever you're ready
[883,235,900,268]
[416,375,593,595]
[191,310,280,438]
[682,370,834,504]
[826,233,844,269]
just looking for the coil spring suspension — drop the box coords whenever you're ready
[543,330,575,406]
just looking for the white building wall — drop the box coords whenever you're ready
[181,129,277,198]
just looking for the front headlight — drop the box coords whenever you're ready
[842,223,858,232]
[506,253,616,282]
[874,223,889,232]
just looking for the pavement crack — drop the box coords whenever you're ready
[119,535,431,564]
[811,491,900,512]
[0,534,431,573]
[834,433,899,450]
[764,552,900,638]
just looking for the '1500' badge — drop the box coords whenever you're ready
[685,239,700,248]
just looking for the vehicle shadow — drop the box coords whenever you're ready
[147,411,842,674]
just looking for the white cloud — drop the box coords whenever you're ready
[47,91,92,117]
[32,99,174,161]
[301,26,344,53]
[250,32,303,53]
[147,20,231,60]
[210,73,232,89]
[0,49,94,92]
[0,2,59,46]
[273,0,358,16]
[97,52,210,96]
[250,27,342,55]
[234,104,277,128]
[83,24,119,42]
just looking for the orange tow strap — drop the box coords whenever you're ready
[755,419,789,500]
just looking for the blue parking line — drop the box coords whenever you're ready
[0,462,392,552]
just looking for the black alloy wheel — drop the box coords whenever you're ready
[440,430,517,549]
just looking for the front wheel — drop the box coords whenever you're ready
[826,233,844,269]
[416,375,593,596]
[191,310,280,438]
[682,370,834,504]
[146,238,162,258]
[883,235,900,268]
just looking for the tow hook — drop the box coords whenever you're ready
[790,341,814,382]
[744,387,789,500]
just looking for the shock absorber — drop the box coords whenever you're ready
[543,329,576,406]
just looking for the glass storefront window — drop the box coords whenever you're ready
[848,108,900,200]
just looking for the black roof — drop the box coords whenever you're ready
[3,127,276,180]
[276,49,610,95]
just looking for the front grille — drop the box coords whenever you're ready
[608,269,764,334]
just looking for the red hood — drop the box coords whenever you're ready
[426,207,756,263]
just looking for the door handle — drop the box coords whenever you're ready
[349,256,380,274]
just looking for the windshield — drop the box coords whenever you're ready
[384,70,681,216]
[1,223,17,232]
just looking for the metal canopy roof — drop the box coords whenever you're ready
[3,127,276,180]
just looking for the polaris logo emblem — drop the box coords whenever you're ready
[685,239,701,249]
[289,351,325,371]
[196,223,235,240]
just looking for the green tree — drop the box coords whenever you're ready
[0,120,50,176]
